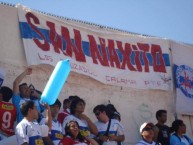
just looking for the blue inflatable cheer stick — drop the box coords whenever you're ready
[41,59,71,105]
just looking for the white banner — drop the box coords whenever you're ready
[18,5,172,90]
[171,41,193,115]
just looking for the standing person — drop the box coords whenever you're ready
[93,104,125,145]
[136,122,158,145]
[59,120,98,145]
[63,98,98,137]
[57,98,71,124]
[58,95,80,124]
[40,99,63,145]
[15,100,53,145]
[155,110,170,145]
[12,68,43,123]
[170,119,193,145]
[0,86,16,141]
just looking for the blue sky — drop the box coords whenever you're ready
[1,0,193,45]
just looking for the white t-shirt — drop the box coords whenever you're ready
[62,115,90,137]
[135,140,157,145]
[15,118,49,145]
[95,119,124,145]
[40,118,63,145]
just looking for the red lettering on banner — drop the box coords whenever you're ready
[88,35,109,66]
[99,37,109,66]
[46,21,66,55]
[61,27,86,62]
[151,45,166,73]
[117,42,136,71]
[137,43,150,72]
[108,39,120,69]
[25,12,168,73]
[26,12,50,51]
[132,45,142,72]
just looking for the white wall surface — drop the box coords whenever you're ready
[0,4,193,145]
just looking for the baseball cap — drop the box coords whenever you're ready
[140,122,154,134]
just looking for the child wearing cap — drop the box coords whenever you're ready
[135,122,160,145]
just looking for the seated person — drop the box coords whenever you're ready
[170,119,193,145]
[62,98,98,137]
[135,122,158,145]
[59,120,98,145]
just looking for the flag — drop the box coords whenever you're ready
[172,42,193,115]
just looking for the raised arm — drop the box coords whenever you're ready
[13,68,32,94]
[43,104,52,131]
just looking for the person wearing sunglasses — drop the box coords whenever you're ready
[93,104,125,145]
[136,122,160,145]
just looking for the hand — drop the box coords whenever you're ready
[99,136,109,142]
[42,103,50,110]
[108,135,117,141]
[79,114,89,121]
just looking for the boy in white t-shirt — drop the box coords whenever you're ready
[15,100,53,145]
[93,104,125,145]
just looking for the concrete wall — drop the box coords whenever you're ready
[0,4,193,144]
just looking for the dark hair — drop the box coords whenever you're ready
[0,86,13,102]
[70,98,85,115]
[171,119,184,133]
[156,110,167,120]
[93,104,107,114]
[63,99,70,105]
[50,99,61,109]
[106,104,117,119]
[112,111,121,121]
[19,83,28,93]
[20,100,34,117]
[68,95,80,102]
[65,120,85,142]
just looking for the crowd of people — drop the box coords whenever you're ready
[0,67,193,145]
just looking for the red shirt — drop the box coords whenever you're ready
[57,109,70,124]
[59,136,90,145]
[0,101,16,136]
